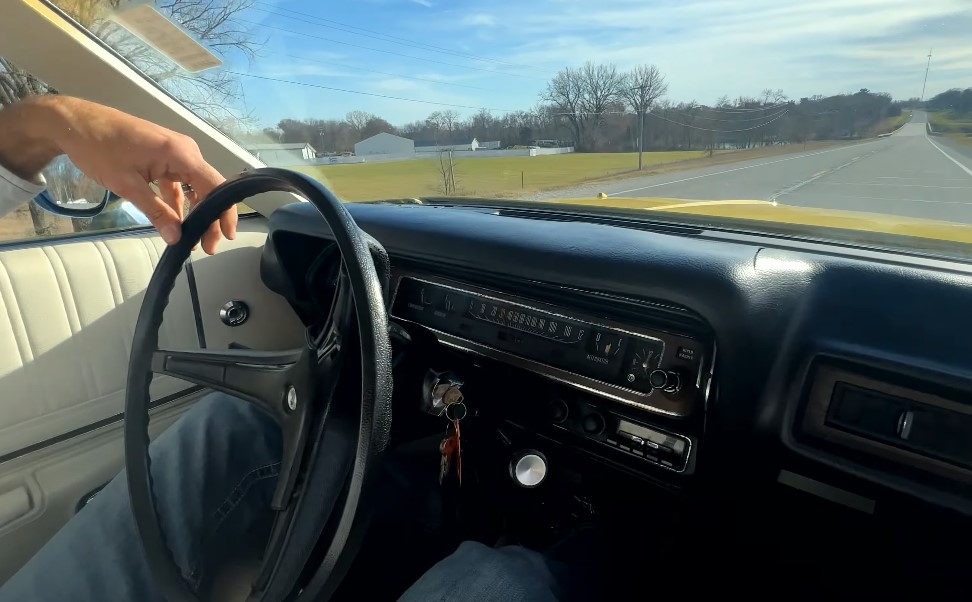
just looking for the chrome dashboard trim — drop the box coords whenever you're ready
[390,273,705,417]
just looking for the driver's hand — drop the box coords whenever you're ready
[29,96,237,254]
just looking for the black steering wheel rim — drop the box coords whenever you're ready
[124,168,393,601]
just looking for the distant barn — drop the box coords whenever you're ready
[246,143,317,166]
[354,132,415,156]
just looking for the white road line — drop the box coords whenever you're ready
[875,176,970,181]
[769,152,876,200]
[606,142,877,196]
[818,182,972,189]
[805,192,972,205]
[925,134,972,178]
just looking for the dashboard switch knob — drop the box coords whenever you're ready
[663,371,682,393]
[648,369,669,389]
[510,451,547,488]
[550,399,569,424]
[581,412,605,435]
[649,369,683,394]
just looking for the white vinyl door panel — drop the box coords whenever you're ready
[0,235,197,457]
[0,393,202,584]
[189,223,305,351]
[0,220,304,458]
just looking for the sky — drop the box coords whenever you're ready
[210,0,972,129]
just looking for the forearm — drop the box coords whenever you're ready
[0,95,70,180]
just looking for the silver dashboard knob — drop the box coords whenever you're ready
[510,451,547,488]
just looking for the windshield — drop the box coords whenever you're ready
[40,0,972,251]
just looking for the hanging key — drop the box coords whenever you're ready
[451,417,462,485]
[439,429,458,485]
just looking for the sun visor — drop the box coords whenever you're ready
[111,3,221,73]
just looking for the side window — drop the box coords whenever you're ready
[0,56,152,244]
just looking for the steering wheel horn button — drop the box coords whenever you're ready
[219,299,250,326]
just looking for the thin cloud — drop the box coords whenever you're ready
[410,0,433,7]
[463,13,497,26]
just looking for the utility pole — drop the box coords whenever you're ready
[637,110,645,170]
[920,49,932,103]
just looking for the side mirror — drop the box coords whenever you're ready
[31,155,110,218]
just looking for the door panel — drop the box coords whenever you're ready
[0,393,201,584]
[0,217,304,582]
[0,234,197,457]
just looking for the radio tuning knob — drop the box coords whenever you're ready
[550,399,569,424]
[581,412,605,435]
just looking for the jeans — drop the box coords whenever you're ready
[0,393,565,601]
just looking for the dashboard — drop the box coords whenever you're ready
[261,200,972,519]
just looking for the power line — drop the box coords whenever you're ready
[695,102,790,113]
[664,107,790,122]
[252,5,547,74]
[648,110,790,132]
[239,20,536,79]
[226,70,519,112]
[287,54,492,91]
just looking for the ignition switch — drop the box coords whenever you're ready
[421,369,465,417]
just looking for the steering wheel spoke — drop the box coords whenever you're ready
[152,347,309,419]
[152,346,322,510]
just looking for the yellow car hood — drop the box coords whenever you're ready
[549,197,972,246]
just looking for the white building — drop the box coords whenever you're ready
[246,143,317,166]
[354,132,415,156]
[416,138,480,153]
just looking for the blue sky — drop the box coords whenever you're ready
[221,0,972,129]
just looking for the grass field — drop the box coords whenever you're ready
[930,111,972,148]
[294,142,858,201]
[294,151,706,201]
[929,110,972,134]
[868,112,911,136]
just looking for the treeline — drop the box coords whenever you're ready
[925,88,972,114]
[251,62,907,154]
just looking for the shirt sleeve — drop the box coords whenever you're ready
[0,162,45,218]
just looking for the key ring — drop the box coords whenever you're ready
[445,401,467,422]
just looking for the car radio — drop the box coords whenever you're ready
[391,274,710,418]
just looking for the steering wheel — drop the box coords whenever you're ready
[124,168,393,601]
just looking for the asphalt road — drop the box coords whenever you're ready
[531,111,972,224]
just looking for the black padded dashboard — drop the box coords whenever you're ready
[262,200,972,515]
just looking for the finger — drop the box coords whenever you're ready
[219,205,238,240]
[113,175,182,245]
[200,219,222,255]
[157,177,185,221]
[172,151,225,201]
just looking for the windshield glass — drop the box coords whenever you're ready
[44,0,972,251]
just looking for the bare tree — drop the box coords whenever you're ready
[543,62,623,151]
[471,108,494,140]
[621,64,667,169]
[578,62,622,150]
[425,111,446,144]
[439,110,460,140]
[436,150,457,194]
[345,110,373,140]
[542,67,585,149]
